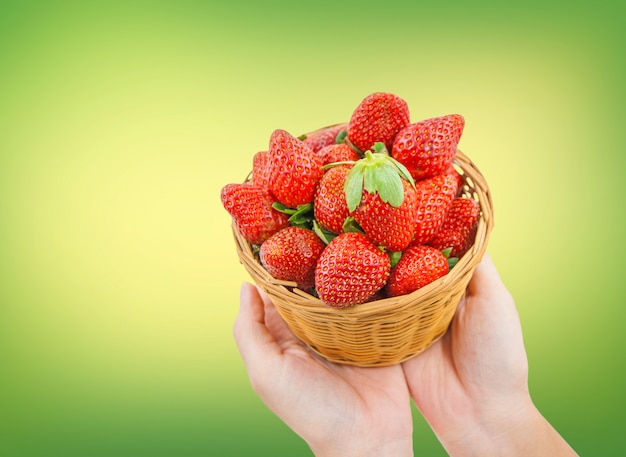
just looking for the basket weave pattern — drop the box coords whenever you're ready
[233,148,493,366]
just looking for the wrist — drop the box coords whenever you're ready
[437,397,534,456]
[310,436,414,457]
[435,397,576,457]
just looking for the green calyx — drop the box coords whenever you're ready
[344,142,415,212]
[312,220,337,245]
[272,202,314,228]
[388,250,403,268]
[441,247,459,269]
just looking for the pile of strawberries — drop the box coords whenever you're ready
[221,92,480,308]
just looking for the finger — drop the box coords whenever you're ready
[256,286,285,330]
[255,286,300,347]
[460,252,523,354]
[466,252,508,299]
[233,282,282,377]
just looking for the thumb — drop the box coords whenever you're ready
[233,282,282,381]
[466,253,508,299]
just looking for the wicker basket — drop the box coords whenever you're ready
[232,143,494,367]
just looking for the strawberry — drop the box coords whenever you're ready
[301,123,347,153]
[347,92,410,153]
[412,173,459,246]
[221,183,290,245]
[314,165,351,234]
[316,143,361,166]
[392,114,465,181]
[385,245,449,297]
[259,226,325,291]
[315,232,390,308]
[352,178,418,252]
[344,145,417,251]
[429,197,480,258]
[444,163,464,197]
[251,151,272,191]
[268,129,324,209]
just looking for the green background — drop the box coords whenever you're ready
[1,1,624,455]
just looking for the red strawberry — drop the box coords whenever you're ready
[301,123,347,153]
[429,197,480,258]
[251,151,272,191]
[392,114,465,181]
[444,163,464,197]
[385,245,449,297]
[353,179,418,252]
[220,183,289,245]
[268,129,324,208]
[344,146,418,251]
[314,165,351,234]
[347,92,410,152]
[259,226,325,291]
[412,174,458,246]
[316,143,361,166]
[315,232,391,308]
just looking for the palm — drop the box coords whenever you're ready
[402,255,529,437]
[235,284,413,455]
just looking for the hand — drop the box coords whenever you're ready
[233,283,414,457]
[402,253,578,456]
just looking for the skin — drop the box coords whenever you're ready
[402,254,578,456]
[234,282,413,457]
[233,254,579,457]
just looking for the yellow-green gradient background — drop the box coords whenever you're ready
[1,1,624,455]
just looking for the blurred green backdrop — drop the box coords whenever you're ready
[1,0,624,455]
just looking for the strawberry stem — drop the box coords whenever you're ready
[322,160,356,170]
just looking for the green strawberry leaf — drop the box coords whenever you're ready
[440,248,459,269]
[313,220,337,245]
[388,250,403,268]
[372,142,389,155]
[389,156,416,188]
[345,164,365,212]
[342,216,364,233]
[363,165,376,194]
[287,203,314,228]
[273,202,314,228]
[375,162,404,207]
[335,129,347,144]
[272,201,297,215]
